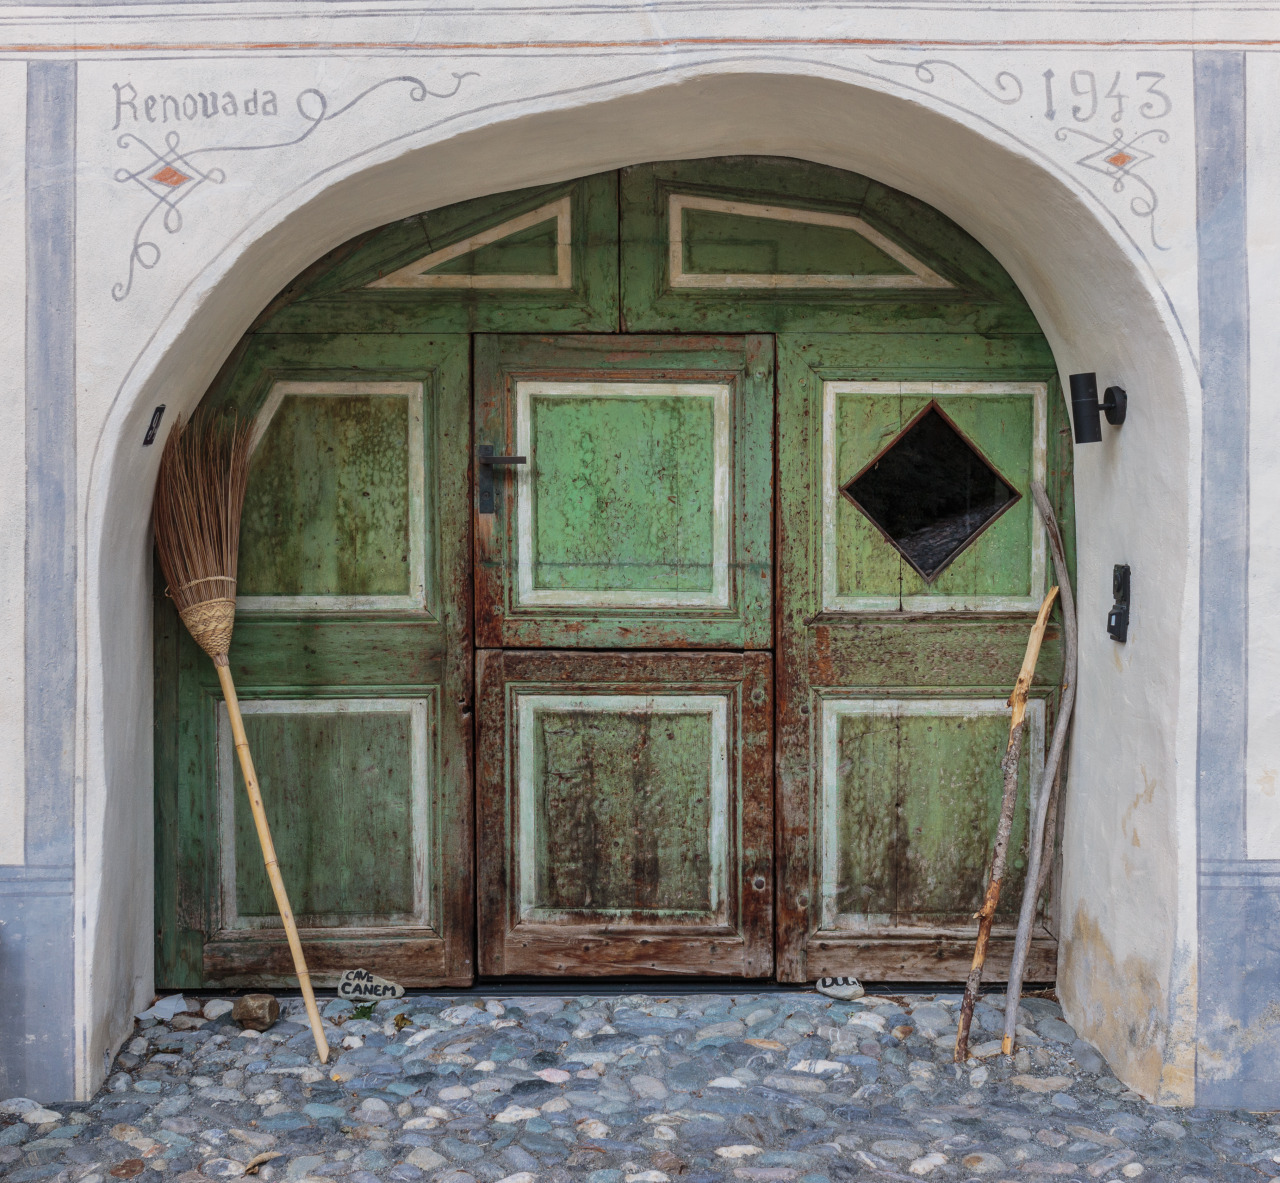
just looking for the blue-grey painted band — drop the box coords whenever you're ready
[0,863,74,881]
[1199,857,1280,889]
[7,57,79,1102]
[0,893,75,1098]
[1193,49,1257,1107]
[1194,50,1250,865]
[24,59,78,870]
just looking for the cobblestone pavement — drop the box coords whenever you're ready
[2,991,1276,1183]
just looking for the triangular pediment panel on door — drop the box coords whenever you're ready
[621,157,1042,334]
[259,173,618,334]
[367,196,572,290]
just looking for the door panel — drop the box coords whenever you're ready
[224,702,428,927]
[619,158,1043,336]
[776,333,1071,983]
[262,172,620,335]
[517,383,727,607]
[155,335,474,988]
[474,334,773,650]
[821,383,1046,611]
[238,383,425,607]
[818,698,1039,928]
[476,649,773,976]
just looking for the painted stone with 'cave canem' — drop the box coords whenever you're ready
[337,968,404,1000]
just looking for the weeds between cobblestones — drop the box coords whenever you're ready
[2,991,1277,1183]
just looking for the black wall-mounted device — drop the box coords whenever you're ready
[143,405,166,446]
[1108,564,1130,643]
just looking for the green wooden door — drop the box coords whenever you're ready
[154,334,475,987]
[473,334,775,976]
[156,156,1072,987]
[774,342,1070,982]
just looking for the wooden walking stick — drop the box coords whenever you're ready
[153,413,329,1064]
[1002,482,1079,1054]
[954,583,1059,1063]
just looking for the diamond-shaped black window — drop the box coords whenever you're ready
[842,402,1020,582]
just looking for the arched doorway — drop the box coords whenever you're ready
[154,156,1070,989]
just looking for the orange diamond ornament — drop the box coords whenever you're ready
[150,166,191,187]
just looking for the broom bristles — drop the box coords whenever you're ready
[153,411,253,660]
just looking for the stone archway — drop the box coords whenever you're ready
[82,69,1199,1102]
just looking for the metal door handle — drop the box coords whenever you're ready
[477,444,527,514]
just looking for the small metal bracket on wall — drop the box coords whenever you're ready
[477,444,527,514]
[1108,564,1130,642]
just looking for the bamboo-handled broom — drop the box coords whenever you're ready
[153,412,329,1064]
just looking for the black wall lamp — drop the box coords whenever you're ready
[1069,373,1127,444]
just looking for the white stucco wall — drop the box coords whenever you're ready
[3,0,1265,1104]
[1246,55,1280,860]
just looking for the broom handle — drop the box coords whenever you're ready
[215,660,330,1064]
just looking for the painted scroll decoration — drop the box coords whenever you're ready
[867,57,1173,251]
[111,72,476,301]
[1054,125,1171,251]
[667,194,953,290]
[868,56,1024,105]
[367,196,573,289]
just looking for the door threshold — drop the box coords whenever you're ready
[166,980,1055,999]
[473,978,1053,996]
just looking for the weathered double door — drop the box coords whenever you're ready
[470,335,1058,983]
[155,157,1066,989]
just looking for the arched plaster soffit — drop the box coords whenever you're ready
[84,72,1197,1086]
[90,66,1197,522]
[91,67,1196,515]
